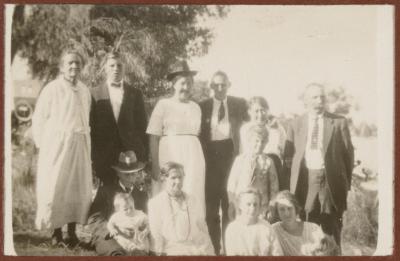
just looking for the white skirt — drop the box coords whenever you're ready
[152,135,205,218]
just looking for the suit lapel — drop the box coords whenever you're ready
[227,96,234,123]
[99,83,118,127]
[299,114,308,156]
[117,82,132,126]
[323,112,334,156]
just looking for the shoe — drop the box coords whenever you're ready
[51,233,63,247]
[64,233,80,248]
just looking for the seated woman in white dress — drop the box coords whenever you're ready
[270,191,339,256]
[147,60,206,217]
[148,162,215,256]
[225,188,283,256]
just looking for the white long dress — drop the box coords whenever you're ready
[32,77,93,230]
[146,98,206,217]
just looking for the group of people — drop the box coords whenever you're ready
[31,48,354,256]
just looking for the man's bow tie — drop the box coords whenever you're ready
[111,82,122,88]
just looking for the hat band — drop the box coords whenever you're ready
[116,162,142,171]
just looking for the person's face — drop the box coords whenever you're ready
[117,171,140,188]
[211,75,230,101]
[239,193,260,220]
[249,103,268,125]
[120,200,134,215]
[173,76,193,102]
[60,53,81,82]
[164,169,184,196]
[276,198,297,223]
[304,86,326,114]
[105,58,124,83]
[247,135,267,155]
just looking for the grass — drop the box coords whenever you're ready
[10,134,378,256]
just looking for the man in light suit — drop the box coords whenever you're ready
[90,52,149,186]
[199,71,248,255]
[284,83,354,249]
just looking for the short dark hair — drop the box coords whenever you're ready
[211,70,229,83]
[159,161,185,180]
[248,96,269,111]
[269,190,302,221]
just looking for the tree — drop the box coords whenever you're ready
[12,5,229,97]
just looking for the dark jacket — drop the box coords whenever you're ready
[283,112,354,214]
[90,82,148,183]
[199,96,248,156]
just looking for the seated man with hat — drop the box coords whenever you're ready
[87,151,149,256]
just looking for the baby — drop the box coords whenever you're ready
[107,193,150,255]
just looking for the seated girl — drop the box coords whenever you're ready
[107,193,150,255]
[270,191,339,256]
[227,124,279,220]
[225,188,283,256]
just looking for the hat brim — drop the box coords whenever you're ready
[166,71,197,81]
[112,162,146,173]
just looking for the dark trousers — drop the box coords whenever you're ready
[301,169,342,249]
[204,139,234,255]
[266,153,289,190]
[95,237,126,256]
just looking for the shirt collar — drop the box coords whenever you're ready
[107,80,124,89]
[119,180,133,193]
[213,97,227,105]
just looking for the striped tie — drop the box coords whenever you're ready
[311,117,319,149]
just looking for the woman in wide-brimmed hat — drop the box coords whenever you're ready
[146,60,206,218]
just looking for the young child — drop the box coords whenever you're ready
[225,188,282,256]
[227,124,279,220]
[107,193,150,255]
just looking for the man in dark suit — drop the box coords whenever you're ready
[90,52,148,186]
[87,151,148,256]
[199,71,248,255]
[284,83,354,249]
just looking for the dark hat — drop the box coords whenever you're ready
[112,151,146,173]
[166,60,197,81]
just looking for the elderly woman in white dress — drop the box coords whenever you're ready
[32,49,92,246]
[270,191,339,256]
[148,162,214,256]
[147,60,206,217]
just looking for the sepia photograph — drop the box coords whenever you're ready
[3,4,394,256]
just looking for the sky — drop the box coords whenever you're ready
[190,5,390,124]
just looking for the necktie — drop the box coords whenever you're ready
[218,101,225,122]
[310,117,319,149]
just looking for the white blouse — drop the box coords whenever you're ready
[146,98,201,136]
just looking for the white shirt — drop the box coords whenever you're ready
[305,113,324,169]
[211,98,231,141]
[107,81,124,121]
